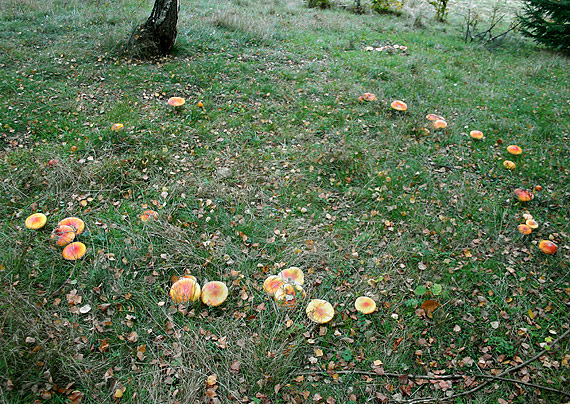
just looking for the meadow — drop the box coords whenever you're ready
[0,0,569,402]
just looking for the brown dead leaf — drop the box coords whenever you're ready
[127,331,138,343]
[420,300,440,319]
[136,345,146,361]
[230,361,241,373]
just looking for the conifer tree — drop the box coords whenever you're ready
[518,0,570,52]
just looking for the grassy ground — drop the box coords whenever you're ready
[1,0,569,402]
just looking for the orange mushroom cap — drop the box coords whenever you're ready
[201,281,229,306]
[538,240,557,255]
[503,160,516,170]
[359,93,377,102]
[170,277,201,303]
[274,284,305,308]
[140,210,159,222]
[278,266,304,285]
[355,296,377,314]
[517,224,532,235]
[58,217,85,236]
[62,242,86,260]
[526,219,538,229]
[167,97,185,107]
[111,123,124,131]
[25,213,47,230]
[507,145,522,155]
[51,224,76,247]
[426,113,444,121]
[390,100,407,111]
[534,185,543,192]
[433,119,448,129]
[263,275,286,296]
[514,189,534,202]
[470,130,484,140]
[306,299,335,324]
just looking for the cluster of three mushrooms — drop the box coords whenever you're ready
[170,276,229,307]
[25,214,87,260]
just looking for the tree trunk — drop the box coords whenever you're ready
[126,0,180,58]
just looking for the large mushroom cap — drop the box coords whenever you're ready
[359,93,377,102]
[433,119,448,129]
[168,97,185,107]
[25,213,47,230]
[58,217,85,236]
[526,219,539,229]
[306,299,335,324]
[274,284,305,308]
[426,113,444,121]
[517,224,532,235]
[514,189,534,202]
[263,275,285,296]
[278,267,304,285]
[140,210,159,222]
[51,224,76,246]
[507,145,522,155]
[111,123,124,131]
[503,160,516,170]
[170,277,201,303]
[390,100,407,111]
[538,240,557,255]
[201,281,229,306]
[470,130,484,140]
[355,296,377,314]
[62,242,86,260]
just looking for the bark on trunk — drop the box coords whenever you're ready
[126,0,180,58]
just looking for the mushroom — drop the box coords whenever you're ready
[534,185,543,192]
[390,100,407,111]
[278,267,304,285]
[167,97,185,107]
[140,210,159,222]
[359,93,377,102]
[354,296,376,314]
[507,145,522,155]
[470,130,484,140]
[62,242,86,260]
[274,284,305,308]
[263,275,286,296]
[517,224,532,235]
[433,119,448,129]
[58,217,85,236]
[306,299,335,324]
[170,277,201,303]
[514,189,534,202]
[51,224,76,247]
[503,160,516,170]
[426,114,444,121]
[522,213,533,221]
[111,123,124,131]
[538,240,557,254]
[25,213,47,230]
[201,281,229,306]
[526,219,539,229]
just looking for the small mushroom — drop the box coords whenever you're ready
[426,114,444,121]
[507,145,522,155]
[278,266,304,285]
[140,210,159,222]
[538,240,557,254]
[359,93,377,102]
[503,160,516,170]
[170,277,201,303]
[306,299,335,324]
[263,275,285,296]
[274,284,305,309]
[355,296,376,314]
[390,100,407,111]
[58,217,85,236]
[514,189,534,202]
[433,119,448,129]
[62,242,86,260]
[51,224,76,246]
[167,97,185,107]
[526,219,538,229]
[470,130,484,140]
[111,123,124,131]
[25,213,47,230]
[201,281,229,306]
[517,224,532,235]
[534,185,543,192]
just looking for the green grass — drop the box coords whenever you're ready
[1,0,569,402]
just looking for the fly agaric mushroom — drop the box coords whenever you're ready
[522,213,533,221]
[507,145,522,155]
[278,267,304,285]
[170,277,201,303]
[25,213,47,230]
[538,240,557,254]
[470,130,484,140]
[111,123,124,131]
[359,93,377,102]
[263,275,286,296]
[58,217,85,236]
[140,210,158,222]
[526,219,539,229]
[355,296,376,314]
[274,284,305,308]
[514,189,534,202]
[62,242,86,260]
[433,120,448,129]
[51,224,76,247]
[517,224,532,235]
[306,299,335,324]
[201,281,229,306]
[534,185,543,192]
[167,97,185,107]
[390,100,407,111]
[503,160,516,170]
[426,114,444,121]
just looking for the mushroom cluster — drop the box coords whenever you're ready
[263,267,306,309]
[24,214,87,260]
[170,276,229,307]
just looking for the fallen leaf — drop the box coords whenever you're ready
[420,300,440,318]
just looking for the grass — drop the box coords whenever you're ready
[1,0,569,402]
